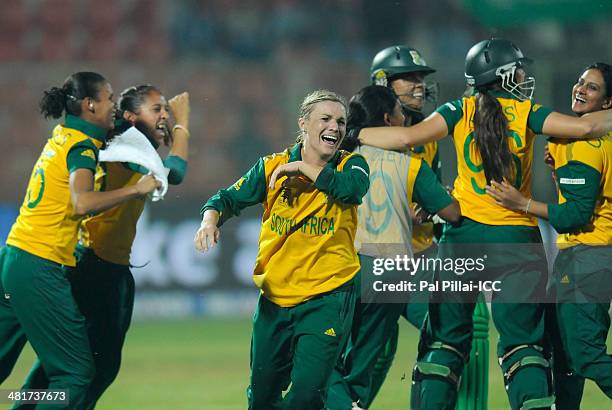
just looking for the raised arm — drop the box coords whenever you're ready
[168,92,190,160]
[542,109,612,139]
[358,112,449,151]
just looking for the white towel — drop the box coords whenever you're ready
[99,127,169,201]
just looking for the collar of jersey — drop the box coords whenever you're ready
[288,143,341,166]
[65,115,108,142]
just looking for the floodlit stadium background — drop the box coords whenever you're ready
[0,1,610,408]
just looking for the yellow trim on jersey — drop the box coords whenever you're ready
[410,143,437,252]
[406,157,422,207]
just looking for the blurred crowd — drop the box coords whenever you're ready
[0,0,610,203]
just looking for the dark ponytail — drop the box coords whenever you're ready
[40,71,107,119]
[39,87,68,119]
[342,85,398,152]
[473,88,515,184]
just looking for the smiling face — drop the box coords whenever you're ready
[128,90,170,147]
[390,73,426,111]
[299,100,346,163]
[572,68,611,116]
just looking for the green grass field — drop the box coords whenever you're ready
[1,318,609,409]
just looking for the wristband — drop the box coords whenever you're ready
[524,198,532,214]
[172,124,190,138]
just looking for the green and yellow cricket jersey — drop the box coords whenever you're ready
[410,141,440,253]
[548,132,612,248]
[202,143,370,307]
[78,155,186,266]
[6,115,106,266]
[355,145,451,258]
[437,91,552,226]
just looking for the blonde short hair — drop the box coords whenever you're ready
[296,89,347,143]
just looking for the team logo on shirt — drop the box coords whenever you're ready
[278,177,303,208]
[324,328,337,337]
[233,176,245,191]
[81,149,96,160]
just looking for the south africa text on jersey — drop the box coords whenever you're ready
[270,213,336,236]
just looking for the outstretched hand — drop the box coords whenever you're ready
[485,180,529,211]
[194,210,220,252]
[194,223,219,252]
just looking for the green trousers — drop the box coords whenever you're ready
[12,246,135,410]
[248,280,355,410]
[326,255,405,410]
[0,245,94,409]
[551,245,612,404]
[544,304,584,410]
[412,218,553,410]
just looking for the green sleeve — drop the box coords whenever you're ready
[412,161,453,214]
[548,161,601,233]
[435,99,464,133]
[163,155,188,185]
[314,154,370,205]
[123,162,147,174]
[67,140,98,173]
[526,103,554,134]
[200,158,267,226]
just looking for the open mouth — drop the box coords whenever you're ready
[574,94,587,104]
[321,134,338,146]
[155,122,169,137]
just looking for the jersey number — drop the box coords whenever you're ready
[26,167,45,209]
[464,131,523,194]
[364,170,393,234]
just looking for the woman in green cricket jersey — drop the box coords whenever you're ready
[486,62,612,408]
[356,45,491,410]
[15,85,190,409]
[0,72,159,409]
[194,90,369,410]
[325,85,461,410]
[356,39,612,410]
